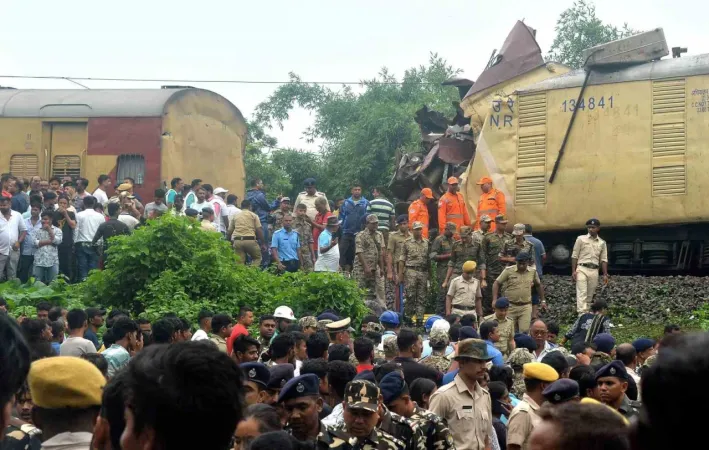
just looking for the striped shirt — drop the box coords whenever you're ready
[367,197,395,232]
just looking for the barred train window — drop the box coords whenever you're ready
[10,154,39,179]
[52,155,81,179]
[116,154,145,185]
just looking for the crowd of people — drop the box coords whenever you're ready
[0,295,696,450]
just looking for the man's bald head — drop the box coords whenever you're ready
[615,343,637,366]
[530,320,548,344]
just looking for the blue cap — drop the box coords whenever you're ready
[241,362,270,388]
[353,370,376,384]
[380,371,408,405]
[516,252,530,262]
[317,312,339,322]
[514,333,537,352]
[267,363,295,390]
[379,311,400,326]
[542,379,580,404]
[459,326,479,340]
[592,333,616,354]
[424,315,443,333]
[632,338,655,353]
[278,374,320,403]
[494,297,510,309]
[586,218,601,227]
[595,360,628,381]
[396,214,409,224]
[303,178,317,187]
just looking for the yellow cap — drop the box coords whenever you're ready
[580,397,630,425]
[29,357,106,408]
[522,362,559,382]
[462,261,477,273]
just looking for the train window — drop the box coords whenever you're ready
[10,154,39,179]
[52,156,81,179]
[116,154,145,185]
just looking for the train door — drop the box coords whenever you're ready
[48,123,87,180]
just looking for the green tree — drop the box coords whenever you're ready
[254,53,460,197]
[244,121,292,202]
[547,0,636,69]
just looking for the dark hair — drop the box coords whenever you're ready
[541,352,570,377]
[353,337,374,362]
[449,324,461,342]
[250,178,261,187]
[445,314,460,325]
[591,300,608,312]
[50,320,64,339]
[249,431,311,450]
[547,321,560,336]
[48,306,63,322]
[364,331,382,345]
[49,176,61,184]
[488,365,514,391]
[0,314,31,406]
[170,177,182,188]
[361,314,378,327]
[241,199,252,209]
[190,179,202,188]
[40,210,54,220]
[327,360,357,399]
[66,308,88,330]
[664,324,680,334]
[239,305,253,319]
[460,314,477,327]
[202,184,214,194]
[615,344,637,366]
[155,188,166,198]
[327,344,351,362]
[487,381,509,416]
[537,402,629,450]
[291,331,306,347]
[410,378,436,407]
[524,378,545,392]
[270,333,295,360]
[124,177,136,185]
[152,319,175,344]
[123,342,244,450]
[103,329,116,348]
[211,314,233,335]
[480,321,498,341]
[29,195,43,208]
[286,323,303,333]
[36,301,52,312]
[397,328,418,352]
[226,194,237,205]
[137,318,150,325]
[243,404,282,434]
[81,353,109,377]
[98,174,110,184]
[300,358,328,380]
[198,309,214,323]
[524,224,533,234]
[569,365,598,398]
[571,341,595,355]
[374,362,402,383]
[259,314,275,324]
[234,335,261,355]
[112,317,138,341]
[21,318,48,344]
[83,195,96,208]
[100,370,126,449]
[307,331,330,360]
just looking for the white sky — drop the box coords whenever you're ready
[1,0,705,150]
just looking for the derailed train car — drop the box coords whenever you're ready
[461,26,709,271]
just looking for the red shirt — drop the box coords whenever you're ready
[313,211,334,245]
[356,364,374,374]
[227,323,249,355]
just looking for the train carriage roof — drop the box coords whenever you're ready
[517,54,709,94]
[0,88,230,118]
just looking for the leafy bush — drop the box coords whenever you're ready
[1,278,88,319]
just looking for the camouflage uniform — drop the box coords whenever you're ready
[499,238,535,266]
[318,425,405,450]
[399,237,429,324]
[471,229,486,245]
[506,348,535,398]
[420,328,451,373]
[430,232,456,314]
[590,351,613,367]
[447,231,483,278]
[483,313,515,358]
[294,215,315,272]
[480,231,513,311]
[409,405,456,450]
[387,230,411,311]
[637,353,657,377]
[269,209,289,233]
[379,407,426,450]
[354,229,387,314]
[258,335,271,362]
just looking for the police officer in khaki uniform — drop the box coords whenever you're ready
[507,362,559,450]
[398,221,429,325]
[483,297,515,358]
[445,260,483,319]
[443,226,482,291]
[429,338,494,450]
[354,215,387,314]
[499,224,535,267]
[493,253,544,333]
[571,218,609,313]
[430,222,457,314]
[387,215,411,312]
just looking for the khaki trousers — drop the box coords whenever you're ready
[233,240,262,267]
[576,265,599,313]
[508,303,532,333]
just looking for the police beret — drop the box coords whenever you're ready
[523,362,559,382]
[326,317,352,333]
[592,333,616,354]
[317,312,339,322]
[586,218,601,227]
[514,333,538,352]
[396,214,409,224]
[303,178,316,187]
[267,363,295,390]
[542,378,580,404]
[541,351,570,376]
[353,370,377,384]
[380,371,408,405]
[379,311,400,326]
[185,208,199,217]
[29,357,105,408]
[516,252,530,262]
[462,261,477,273]
[241,362,270,388]
[595,360,628,381]
[459,326,480,340]
[494,297,510,309]
[632,338,655,353]
[277,374,320,403]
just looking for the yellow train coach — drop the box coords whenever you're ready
[0,87,247,201]
[462,54,709,271]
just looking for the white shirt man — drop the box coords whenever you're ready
[209,193,228,233]
[118,213,140,231]
[75,209,106,243]
[225,203,241,219]
[0,207,27,279]
[92,188,109,206]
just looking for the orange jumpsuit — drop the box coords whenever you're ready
[408,199,430,239]
[438,191,471,234]
[476,188,506,232]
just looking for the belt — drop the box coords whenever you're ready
[406,265,428,270]
[509,301,531,306]
[579,263,599,269]
[233,236,256,241]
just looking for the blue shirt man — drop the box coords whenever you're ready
[480,320,505,366]
[339,194,369,236]
[523,225,545,277]
[271,214,301,273]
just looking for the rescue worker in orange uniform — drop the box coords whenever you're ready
[475,176,506,232]
[408,188,434,239]
[438,176,471,235]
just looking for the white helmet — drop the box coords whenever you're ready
[274,306,295,320]
[431,318,450,333]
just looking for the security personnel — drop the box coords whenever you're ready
[595,361,641,420]
[429,338,494,450]
[443,226,483,290]
[387,215,411,312]
[500,224,535,267]
[278,373,324,442]
[408,188,434,239]
[269,197,291,233]
[507,362,558,450]
[241,362,271,405]
[542,378,580,405]
[483,297,515,358]
[377,383,426,450]
[475,176,506,232]
[380,372,455,450]
[430,222,457,314]
[437,177,471,235]
[294,203,316,272]
[294,178,329,221]
[480,214,512,311]
[398,221,429,325]
[471,214,492,245]
[493,253,544,333]
[354,215,387,314]
[265,363,295,404]
[571,218,609,313]
[445,260,483,319]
